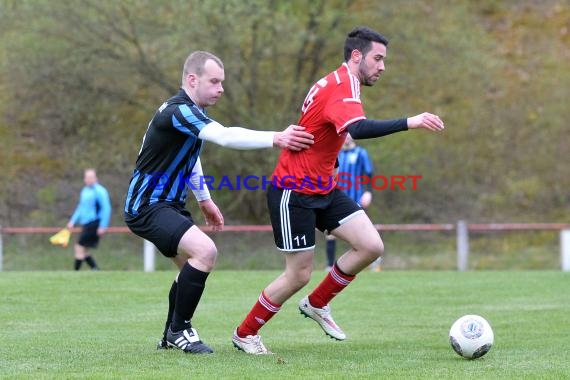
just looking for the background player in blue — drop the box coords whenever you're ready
[325,134,375,271]
[124,51,313,354]
[67,168,111,271]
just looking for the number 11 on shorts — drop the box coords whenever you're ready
[293,234,307,247]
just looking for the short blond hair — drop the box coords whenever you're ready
[181,51,224,85]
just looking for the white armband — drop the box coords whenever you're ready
[189,158,211,201]
[198,121,275,149]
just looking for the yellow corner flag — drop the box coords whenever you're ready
[49,228,71,248]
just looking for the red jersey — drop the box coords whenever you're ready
[272,63,366,195]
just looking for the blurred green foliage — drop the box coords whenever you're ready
[0,0,568,228]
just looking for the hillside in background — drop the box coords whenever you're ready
[0,0,568,227]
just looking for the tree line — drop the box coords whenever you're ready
[0,0,568,227]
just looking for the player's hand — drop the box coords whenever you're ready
[359,191,372,208]
[198,199,224,231]
[407,112,445,131]
[273,125,314,151]
[97,227,107,236]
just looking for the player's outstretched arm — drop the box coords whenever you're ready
[347,112,445,140]
[406,112,445,131]
[272,125,314,151]
[198,122,313,151]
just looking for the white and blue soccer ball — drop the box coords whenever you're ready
[449,315,494,359]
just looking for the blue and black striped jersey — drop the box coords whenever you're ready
[337,146,373,204]
[124,89,212,216]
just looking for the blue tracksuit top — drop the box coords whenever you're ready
[70,183,112,228]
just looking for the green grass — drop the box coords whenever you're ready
[1,271,569,379]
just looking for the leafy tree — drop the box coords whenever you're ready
[0,0,568,228]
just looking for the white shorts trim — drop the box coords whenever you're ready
[279,189,293,250]
[276,245,316,253]
[338,209,365,225]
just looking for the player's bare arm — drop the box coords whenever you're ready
[406,112,445,131]
[273,125,314,151]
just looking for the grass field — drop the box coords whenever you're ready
[1,270,569,379]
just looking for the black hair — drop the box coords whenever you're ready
[344,26,389,61]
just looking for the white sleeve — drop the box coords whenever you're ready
[198,121,275,149]
[189,157,211,201]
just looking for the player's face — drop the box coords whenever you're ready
[359,42,386,86]
[195,59,225,107]
[343,134,355,150]
[84,170,97,186]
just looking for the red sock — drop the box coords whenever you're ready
[236,291,281,337]
[308,262,355,308]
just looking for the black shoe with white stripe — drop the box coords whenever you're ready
[166,327,213,354]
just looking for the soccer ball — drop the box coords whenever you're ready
[449,315,494,359]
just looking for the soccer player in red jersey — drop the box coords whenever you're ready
[232,26,445,354]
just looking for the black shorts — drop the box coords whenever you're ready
[267,185,363,252]
[78,220,100,248]
[124,202,195,258]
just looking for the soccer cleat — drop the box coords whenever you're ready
[298,296,346,340]
[156,337,171,350]
[166,327,214,354]
[232,329,273,355]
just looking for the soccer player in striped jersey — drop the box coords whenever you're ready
[232,26,444,354]
[124,51,313,354]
